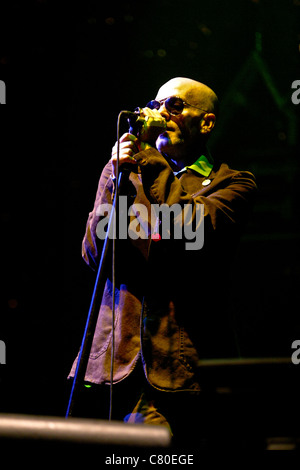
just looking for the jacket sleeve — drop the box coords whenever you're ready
[81,160,114,270]
[134,147,257,235]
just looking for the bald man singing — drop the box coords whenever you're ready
[69,77,257,446]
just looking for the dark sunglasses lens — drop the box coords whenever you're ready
[165,97,184,114]
[146,100,160,110]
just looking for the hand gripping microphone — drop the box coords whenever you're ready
[125,108,146,136]
[124,108,167,137]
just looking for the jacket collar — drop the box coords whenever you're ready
[174,151,214,178]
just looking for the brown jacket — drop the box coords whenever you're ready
[69,148,257,391]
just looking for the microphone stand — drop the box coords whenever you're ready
[65,112,131,419]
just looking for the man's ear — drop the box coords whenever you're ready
[200,113,216,134]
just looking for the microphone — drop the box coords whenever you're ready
[123,108,145,136]
[122,108,167,137]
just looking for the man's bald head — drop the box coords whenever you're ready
[151,77,219,164]
[156,77,219,118]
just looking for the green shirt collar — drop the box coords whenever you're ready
[176,152,214,178]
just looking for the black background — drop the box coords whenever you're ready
[0,0,300,430]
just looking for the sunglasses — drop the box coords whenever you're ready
[145,96,208,115]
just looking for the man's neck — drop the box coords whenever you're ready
[170,144,208,170]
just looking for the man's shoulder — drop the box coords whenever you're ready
[212,162,257,186]
[214,162,254,176]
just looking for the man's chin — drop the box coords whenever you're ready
[156,134,173,154]
[156,134,185,160]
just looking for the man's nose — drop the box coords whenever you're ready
[158,102,171,121]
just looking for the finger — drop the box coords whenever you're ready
[118,141,138,151]
[111,154,137,177]
[118,132,138,143]
[111,154,136,165]
[140,107,162,119]
[111,148,135,159]
[112,140,139,156]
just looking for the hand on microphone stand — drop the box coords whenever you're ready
[111,133,140,178]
